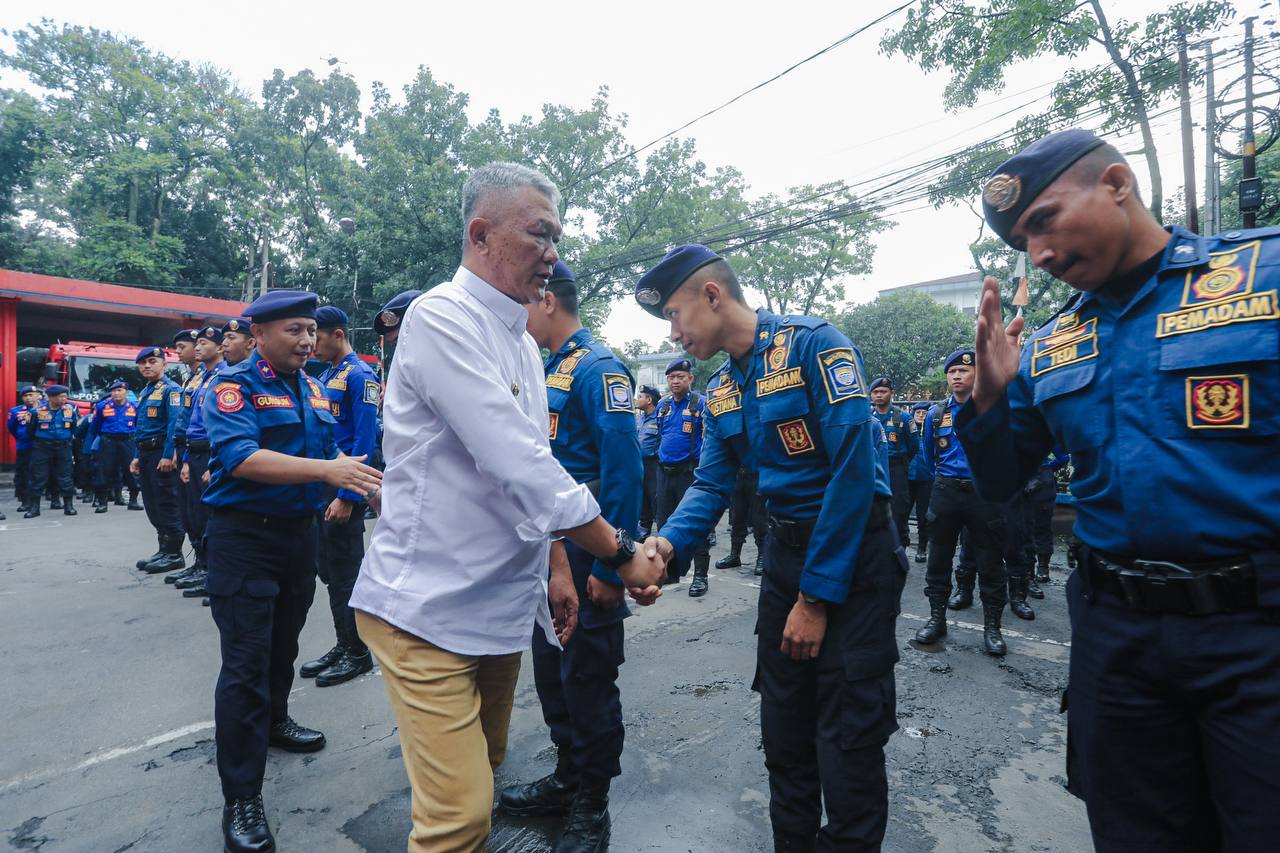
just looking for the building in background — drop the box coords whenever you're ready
[633,351,673,394]
[878,271,983,315]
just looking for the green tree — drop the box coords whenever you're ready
[881,0,1237,221]
[834,291,976,391]
[0,89,46,263]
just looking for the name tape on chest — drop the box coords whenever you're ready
[818,347,864,404]
[1186,374,1250,429]
[253,393,293,410]
[602,373,633,413]
[776,418,816,456]
[707,383,743,416]
[757,367,805,397]
[1031,318,1100,377]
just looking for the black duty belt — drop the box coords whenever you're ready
[187,440,211,453]
[34,437,71,444]
[173,435,187,448]
[769,496,891,550]
[213,507,314,532]
[660,459,697,475]
[583,478,601,499]
[937,476,976,492]
[102,433,133,441]
[137,438,165,450]
[1087,550,1258,615]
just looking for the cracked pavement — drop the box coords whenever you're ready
[0,494,1090,851]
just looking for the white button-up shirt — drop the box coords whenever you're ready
[351,266,600,656]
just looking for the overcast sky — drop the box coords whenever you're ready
[1,0,1267,347]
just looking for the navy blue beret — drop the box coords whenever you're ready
[982,129,1105,248]
[221,317,251,335]
[315,306,350,329]
[195,325,223,344]
[135,346,165,363]
[944,349,975,371]
[171,328,198,347]
[46,384,68,395]
[638,384,661,401]
[665,357,693,375]
[374,289,424,334]
[912,401,931,411]
[635,244,723,319]
[869,376,892,392]
[108,379,129,391]
[549,261,575,284]
[20,385,37,395]
[245,290,318,324]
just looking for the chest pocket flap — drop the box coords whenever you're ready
[756,388,810,423]
[1156,322,1278,436]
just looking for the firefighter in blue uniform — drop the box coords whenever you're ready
[7,386,41,515]
[654,357,711,594]
[915,350,1009,655]
[958,128,1280,852]
[868,376,918,547]
[130,347,186,574]
[169,329,205,586]
[638,245,902,852]
[87,379,142,513]
[173,326,225,597]
[372,289,424,346]
[23,384,78,518]
[635,384,661,538]
[494,262,643,852]
[202,290,382,853]
[220,317,256,366]
[906,401,934,564]
[299,306,380,688]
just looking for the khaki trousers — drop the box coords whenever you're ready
[356,610,522,853]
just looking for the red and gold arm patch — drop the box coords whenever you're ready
[215,383,245,413]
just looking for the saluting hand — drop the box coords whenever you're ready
[323,454,383,498]
[973,276,1024,414]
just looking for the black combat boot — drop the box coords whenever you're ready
[315,628,374,687]
[983,605,1007,656]
[1035,554,1050,584]
[499,748,579,817]
[137,534,165,569]
[554,778,611,853]
[94,490,109,513]
[753,551,764,576]
[268,717,326,752]
[175,567,206,590]
[63,500,77,516]
[113,489,126,506]
[914,599,948,644]
[166,564,197,585]
[688,554,710,597]
[222,794,274,853]
[50,495,63,510]
[715,542,742,569]
[915,545,927,564]
[300,641,345,678]
[24,503,41,518]
[127,490,143,511]
[143,534,185,574]
[1008,573,1035,621]
[947,572,974,610]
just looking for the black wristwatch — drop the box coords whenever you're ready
[802,593,826,606]
[599,527,636,570]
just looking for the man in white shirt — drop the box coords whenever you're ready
[352,161,665,853]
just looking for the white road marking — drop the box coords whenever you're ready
[899,612,1071,648]
[0,720,214,792]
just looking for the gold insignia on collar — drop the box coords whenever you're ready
[983,174,1022,212]
[759,331,769,340]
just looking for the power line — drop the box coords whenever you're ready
[571,1,918,187]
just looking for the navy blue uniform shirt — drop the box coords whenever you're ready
[184,362,225,453]
[872,406,918,460]
[656,391,704,464]
[660,309,891,604]
[545,328,643,585]
[7,405,36,450]
[174,363,206,441]
[319,351,381,503]
[202,354,338,517]
[134,376,183,458]
[637,408,660,458]
[32,400,77,441]
[956,225,1280,575]
[923,397,972,479]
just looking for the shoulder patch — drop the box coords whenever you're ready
[602,373,633,413]
[817,347,865,404]
[546,348,590,392]
[214,382,245,413]
[169,391,181,406]
[363,380,381,405]
[257,360,276,380]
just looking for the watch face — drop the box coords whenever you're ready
[616,527,636,556]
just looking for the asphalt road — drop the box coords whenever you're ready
[0,490,1091,852]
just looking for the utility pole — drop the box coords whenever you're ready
[1204,39,1220,235]
[1178,29,1199,233]
[259,228,271,298]
[1241,17,1260,228]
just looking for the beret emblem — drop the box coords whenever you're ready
[983,174,1022,212]
[379,310,400,329]
[636,288,661,306]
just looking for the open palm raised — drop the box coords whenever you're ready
[973,276,1025,413]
